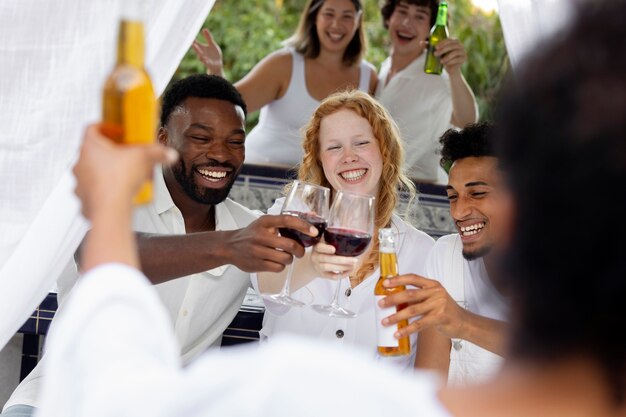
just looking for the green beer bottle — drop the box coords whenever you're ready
[424,1,449,75]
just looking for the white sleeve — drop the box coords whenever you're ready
[35,264,182,417]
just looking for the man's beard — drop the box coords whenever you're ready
[462,244,492,261]
[172,159,239,206]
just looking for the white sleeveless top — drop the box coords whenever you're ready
[244,48,373,167]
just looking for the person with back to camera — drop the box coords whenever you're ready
[378,122,510,386]
[251,89,435,371]
[31,2,626,416]
[376,0,478,183]
[192,0,377,168]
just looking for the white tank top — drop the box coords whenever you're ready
[244,48,372,167]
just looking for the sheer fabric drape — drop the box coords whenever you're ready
[0,0,215,349]
[498,0,577,71]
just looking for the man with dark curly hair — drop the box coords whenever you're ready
[379,122,509,386]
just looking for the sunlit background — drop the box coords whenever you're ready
[471,0,498,13]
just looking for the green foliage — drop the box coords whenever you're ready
[175,0,509,127]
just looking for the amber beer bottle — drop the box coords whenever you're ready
[102,10,157,204]
[424,1,449,75]
[375,228,410,356]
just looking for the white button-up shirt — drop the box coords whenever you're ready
[133,168,259,363]
[252,199,435,371]
[376,54,458,184]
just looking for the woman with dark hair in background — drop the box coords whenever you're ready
[192,0,377,167]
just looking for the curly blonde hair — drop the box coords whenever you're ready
[297,89,416,283]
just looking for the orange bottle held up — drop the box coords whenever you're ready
[375,228,411,356]
[102,8,157,204]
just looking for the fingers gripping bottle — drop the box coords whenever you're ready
[102,2,157,204]
[424,1,449,75]
[375,228,411,356]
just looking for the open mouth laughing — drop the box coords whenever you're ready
[459,222,485,237]
[339,168,367,182]
[195,167,230,184]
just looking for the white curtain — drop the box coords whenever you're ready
[497,0,577,71]
[0,0,215,350]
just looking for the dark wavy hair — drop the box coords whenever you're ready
[439,122,494,168]
[496,1,626,404]
[160,74,247,127]
[285,0,366,66]
[380,0,439,29]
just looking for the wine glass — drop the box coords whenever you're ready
[261,180,330,306]
[311,190,375,318]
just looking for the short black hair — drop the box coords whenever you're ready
[381,0,439,29]
[439,122,494,168]
[496,1,626,403]
[159,74,247,127]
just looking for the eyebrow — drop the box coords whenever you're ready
[188,124,245,136]
[465,181,490,187]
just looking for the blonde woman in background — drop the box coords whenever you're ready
[193,0,377,167]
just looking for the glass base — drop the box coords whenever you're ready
[262,293,305,307]
[310,303,357,318]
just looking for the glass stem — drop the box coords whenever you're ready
[278,259,295,297]
[329,274,344,308]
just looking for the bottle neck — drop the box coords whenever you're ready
[117,19,145,67]
[379,250,398,278]
[435,3,448,27]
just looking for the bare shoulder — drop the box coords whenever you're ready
[362,60,378,94]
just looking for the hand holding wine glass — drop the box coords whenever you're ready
[261,181,330,306]
[311,190,375,318]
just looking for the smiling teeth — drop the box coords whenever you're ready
[328,33,343,41]
[460,222,485,236]
[341,169,366,181]
[197,169,227,180]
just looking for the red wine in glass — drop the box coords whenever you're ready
[323,227,372,256]
[279,211,328,247]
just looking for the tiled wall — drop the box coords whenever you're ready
[230,164,455,238]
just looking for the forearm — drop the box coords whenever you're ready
[448,71,478,128]
[83,199,138,271]
[456,312,508,356]
[414,327,451,381]
[137,231,233,284]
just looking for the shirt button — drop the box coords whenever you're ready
[182,309,188,317]
[345,288,352,297]
[335,329,344,339]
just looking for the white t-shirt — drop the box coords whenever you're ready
[36,263,453,417]
[376,54,458,184]
[4,169,259,410]
[251,198,435,371]
[245,48,374,167]
[424,234,509,385]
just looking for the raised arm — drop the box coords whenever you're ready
[379,273,508,356]
[138,214,317,285]
[192,28,290,113]
[431,38,479,128]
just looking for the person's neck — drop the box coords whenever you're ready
[388,47,423,75]
[440,357,625,417]
[163,170,216,233]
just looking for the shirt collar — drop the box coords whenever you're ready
[153,167,236,277]
[153,166,176,215]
